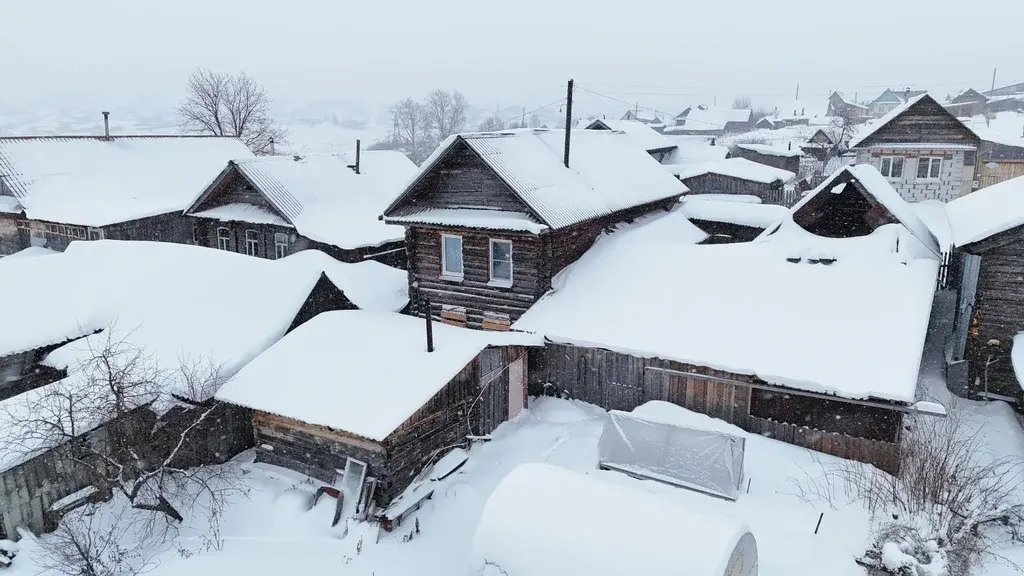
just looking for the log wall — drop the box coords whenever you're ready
[966,236,1024,400]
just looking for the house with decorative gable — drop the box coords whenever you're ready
[183,150,417,267]
[850,94,981,202]
[0,134,252,256]
[382,128,686,330]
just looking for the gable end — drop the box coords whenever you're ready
[184,162,290,223]
[856,97,980,148]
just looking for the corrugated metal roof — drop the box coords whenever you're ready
[389,129,685,230]
[0,135,253,226]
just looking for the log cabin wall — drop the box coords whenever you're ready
[731,148,801,173]
[965,231,1024,400]
[856,97,980,147]
[0,214,25,256]
[537,344,903,473]
[681,174,790,205]
[101,212,195,246]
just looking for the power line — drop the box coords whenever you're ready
[574,84,731,128]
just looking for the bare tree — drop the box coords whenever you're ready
[424,89,468,146]
[795,399,1024,576]
[177,69,287,155]
[732,96,753,110]
[1,328,239,539]
[394,98,432,164]
[477,115,505,132]
[804,108,858,184]
[36,505,157,576]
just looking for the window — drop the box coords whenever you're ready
[88,228,103,241]
[244,229,259,256]
[879,156,904,179]
[917,157,942,180]
[274,233,289,259]
[441,234,463,279]
[489,239,513,286]
[192,222,200,245]
[217,227,232,251]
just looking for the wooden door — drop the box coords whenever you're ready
[508,357,525,419]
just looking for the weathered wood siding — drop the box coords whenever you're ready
[691,220,766,244]
[0,215,25,256]
[856,97,980,147]
[681,174,787,205]
[538,344,902,472]
[391,142,535,215]
[286,273,358,332]
[746,416,900,474]
[101,212,194,245]
[407,226,543,328]
[966,236,1024,399]
[731,148,801,173]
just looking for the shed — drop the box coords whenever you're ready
[583,119,676,161]
[470,463,758,576]
[216,310,541,519]
[679,196,788,243]
[598,404,745,500]
[677,158,797,206]
[732,143,802,174]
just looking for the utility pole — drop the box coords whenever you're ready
[564,79,574,168]
[795,84,800,100]
[991,68,998,93]
[521,106,526,128]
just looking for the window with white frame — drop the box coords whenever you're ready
[217,227,232,251]
[917,157,942,180]
[879,156,904,179]
[274,232,289,259]
[489,239,513,285]
[441,234,463,279]
[191,222,200,245]
[244,230,259,256]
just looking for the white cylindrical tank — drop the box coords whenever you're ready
[470,463,757,576]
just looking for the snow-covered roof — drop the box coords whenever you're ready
[0,246,59,261]
[188,150,417,250]
[676,157,796,184]
[680,196,789,229]
[584,119,672,152]
[514,209,938,403]
[791,164,941,256]
[946,174,1024,247]
[216,311,541,441]
[0,136,253,227]
[677,107,752,132]
[471,463,754,576]
[660,137,731,168]
[0,241,408,368]
[961,112,1024,149]
[191,203,291,227]
[912,200,953,252]
[736,143,803,158]
[384,208,549,233]
[385,129,687,231]
[850,94,963,148]
[0,196,22,214]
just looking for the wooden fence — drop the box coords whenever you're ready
[539,345,902,475]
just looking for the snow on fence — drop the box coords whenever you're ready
[746,416,899,474]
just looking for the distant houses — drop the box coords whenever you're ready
[868,88,927,117]
[0,134,253,256]
[183,150,417,267]
[676,157,797,206]
[849,94,981,202]
[666,106,752,136]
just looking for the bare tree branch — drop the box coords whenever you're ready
[177,69,287,155]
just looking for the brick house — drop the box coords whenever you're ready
[850,94,980,202]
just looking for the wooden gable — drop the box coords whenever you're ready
[951,88,987,104]
[184,163,289,221]
[856,96,980,148]
[386,138,539,218]
[793,171,899,238]
[285,273,358,333]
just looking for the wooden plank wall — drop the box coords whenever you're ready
[966,240,1024,399]
[541,344,902,473]
[0,439,95,539]
[102,212,194,246]
[858,97,979,146]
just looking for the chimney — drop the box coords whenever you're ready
[423,299,434,353]
[355,139,361,174]
[102,111,110,139]
[269,137,275,155]
[788,142,792,150]
[905,87,911,101]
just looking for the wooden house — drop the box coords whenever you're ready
[826,92,869,120]
[850,94,981,202]
[514,176,942,473]
[677,158,798,206]
[663,106,752,137]
[0,134,252,256]
[678,196,789,244]
[620,110,663,125]
[583,119,677,162]
[946,175,1024,403]
[945,89,989,118]
[381,129,686,330]
[731,143,802,173]
[0,241,410,538]
[983,83,1024,113]
[868,88,921,117]
[183,150,417,267]
[216,310,541,527]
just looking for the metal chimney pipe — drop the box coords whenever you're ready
[355,139,361,174]
[269,137,275,155]
[102,111,110,139]
[424,299,434,353]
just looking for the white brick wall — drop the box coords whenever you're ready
[855,148,968,202]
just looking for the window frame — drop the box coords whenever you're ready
[488,238,514,287]
[274,232,289,259]
[217,227,232,251]
[244,229,260,257]
[440,234,464,281]
[879,156,904,179]
[917,156,943,180]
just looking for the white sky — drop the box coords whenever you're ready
[2,0,1023,118]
